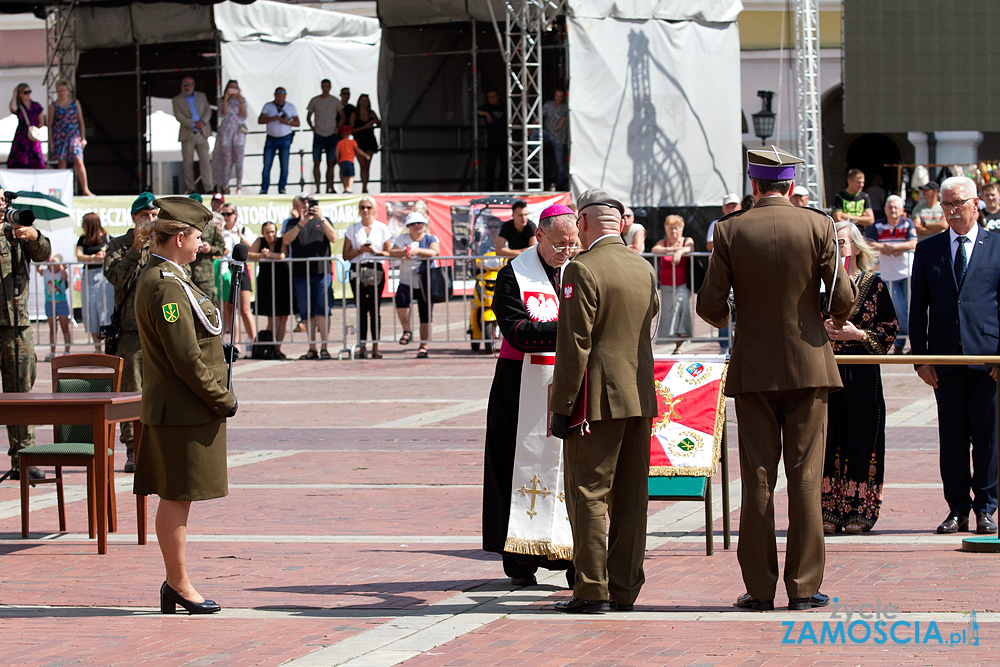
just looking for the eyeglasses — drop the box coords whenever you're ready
[275,89,286,94]
[181,83,194,88]
[941,197,974,211]
[22,90,32,95]
[222,211,236,217]
[542,233,580,254]
[359,205,373,210]
[837,239,847,247]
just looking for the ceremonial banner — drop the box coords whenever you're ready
[649,357,728,477]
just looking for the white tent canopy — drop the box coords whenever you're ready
[214,0,383,193]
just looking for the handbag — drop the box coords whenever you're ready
[419,265,449,304]
[357,263,380,287]
[19,105,46,143]
[237,121,249,135]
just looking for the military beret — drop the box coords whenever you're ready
[153,196,213,232]
[131,191,156,215]
[747,146,803,180]
[577,188,624,215]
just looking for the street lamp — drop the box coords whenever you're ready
[752,90,775,146]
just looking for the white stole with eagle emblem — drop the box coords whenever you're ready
[504,246,573,560]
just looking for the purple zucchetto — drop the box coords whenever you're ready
[539,204,575,220]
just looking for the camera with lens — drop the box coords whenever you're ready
[305,197,319,209]
[98,324,121,355]
[2,191,36,228]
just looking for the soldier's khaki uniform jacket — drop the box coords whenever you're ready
[1,230,51,325]
[135,256,235,425]
[189,221,224,299]
[696,197,858,395]
[550,235,660,420]
[103,228,150,331]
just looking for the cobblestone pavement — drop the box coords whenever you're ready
[0,342,995,666]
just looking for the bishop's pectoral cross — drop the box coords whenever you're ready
[516,474,551,519]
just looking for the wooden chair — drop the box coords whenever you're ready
[18,353,123,538]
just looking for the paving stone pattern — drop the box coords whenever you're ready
[0,345,994,666]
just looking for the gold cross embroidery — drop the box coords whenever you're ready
[516,474,551,519]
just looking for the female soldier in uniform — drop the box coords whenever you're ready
[134,197,237,614]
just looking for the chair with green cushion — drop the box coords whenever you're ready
[18,353,123,539]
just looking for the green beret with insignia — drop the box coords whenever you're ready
[153,196,213,232]
[131,191,156,215]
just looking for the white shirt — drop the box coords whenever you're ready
[261,101,298,138]
[949,223,979,267]
[587,232,621,250]
[345,221,392,264]
[222,223,257,257]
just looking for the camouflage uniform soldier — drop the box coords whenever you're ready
[190,213,224,302]
[1,189,51,480]
[104,192,155,472]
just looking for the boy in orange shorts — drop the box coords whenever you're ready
[335,125,371,193]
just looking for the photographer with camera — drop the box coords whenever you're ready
[282,195,338,359]
[103,192,157,473]
[1,188,50,481]
[257,86,300,195]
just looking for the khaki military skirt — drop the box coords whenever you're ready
[133,419,228,501]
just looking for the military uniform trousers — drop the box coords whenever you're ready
[563,417,651,604]
[1,325,36,456]
[734,387,829,601]
[118,330,142,451]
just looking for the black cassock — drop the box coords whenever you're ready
[482,260,572,580]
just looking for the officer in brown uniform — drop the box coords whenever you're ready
[103,192,156,472]
[133,196,236,614]
[549,189,659,614]
[697,147,858,611]
[187,194,225,303]
[1,189,50,480]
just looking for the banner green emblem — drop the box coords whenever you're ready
[162,303,179,323]
[677,437,697,452]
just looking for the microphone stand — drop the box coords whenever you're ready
[226,259,244,391]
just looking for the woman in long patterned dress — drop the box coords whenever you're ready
[212,80,247,194]
[822,221,898,534]
[47,80,94,195]
[7,83,46,169]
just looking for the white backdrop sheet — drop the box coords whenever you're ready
[567,17,742,207]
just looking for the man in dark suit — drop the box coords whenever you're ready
[697,147,857,612]
[910,176,999,535]
[549,189,659,614]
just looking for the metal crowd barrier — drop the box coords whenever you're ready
[25,252,735,359]
[641,250,730,350]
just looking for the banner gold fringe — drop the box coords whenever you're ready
[649,362,728,479]
[504,536,573,560]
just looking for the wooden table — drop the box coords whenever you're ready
[0,391,142,554]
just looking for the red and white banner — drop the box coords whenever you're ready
[649,357,728,477]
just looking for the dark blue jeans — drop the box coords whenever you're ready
[261,134,292,193]
[545,136,567,190]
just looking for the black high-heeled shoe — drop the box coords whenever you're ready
[160,581,222,614]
